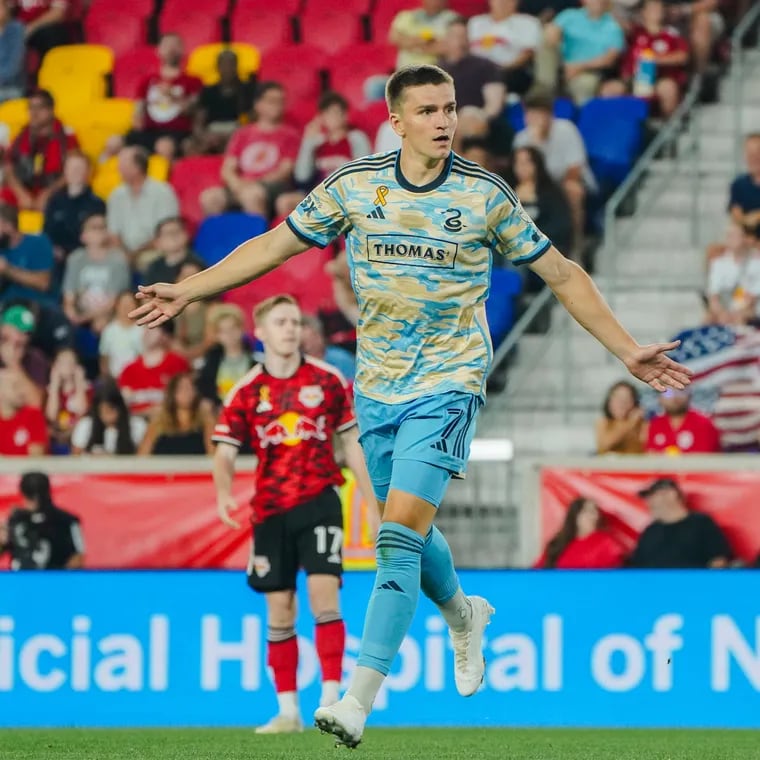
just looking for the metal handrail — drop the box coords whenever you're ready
[732,3,760,170]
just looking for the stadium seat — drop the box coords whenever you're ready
[194,213,268,267]
[86,0,154,19]
[351,101,388,145]
[93,154,170,200]
[303,0,372,11]
[578,97,649,191]
[158,9,223,52]
[169,155,225,229]
[37,69,107,110]
[17,210,44,235]
[0,98,29,141]
[370,0,417,43]
[237,0,300,12]
[259,45,327,104]
[230,8,294,54]
[298,10,364,54]
[65,99,135,162]
[40,44,114,78]
[187,43,260,86]
[449,0,489,14]
[84,8,146,58]
[113,47,160,99]
[506,97,576,133]
[326,45,396,105]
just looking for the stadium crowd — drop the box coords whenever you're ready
[0,0,750,464]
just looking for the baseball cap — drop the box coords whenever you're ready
[637,477,683,499]
[1,305,36,333]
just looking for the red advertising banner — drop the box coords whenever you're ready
[539,467,760,562]
[0,470,376,570]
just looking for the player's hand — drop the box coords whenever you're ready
[623,341,693,393]
[129,282,189,328]
[217,495,242,529]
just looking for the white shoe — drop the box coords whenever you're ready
[314,694,366,748]
[451,595,495,697]
[254,714,304,734]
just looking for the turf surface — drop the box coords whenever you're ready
[1,728,758,760]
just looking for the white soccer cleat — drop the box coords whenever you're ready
[254,714,304,734]
[314,694,367,748]
[451,595,495,697]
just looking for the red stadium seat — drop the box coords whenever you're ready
[86,0,154,19]
[161,0,230,16]
[113,46,159,99]
[449,0,488,15]
[370,0,416,43]
[299,10,364,54]
[350,100,388,144]
[303,0,372,13]
[326,44,395,104]
[230,8,294,54]
[259,45,327,103]
[170,155,224,230]
[236,0,301,12]
[285,97,318,130]
[84,9,146,57]
[159,8,223,51]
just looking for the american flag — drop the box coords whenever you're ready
[643,324,760,451]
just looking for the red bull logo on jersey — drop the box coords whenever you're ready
[255,411,327,448]
[366,235,458,269]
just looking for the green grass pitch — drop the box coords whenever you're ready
[1,728,759,759]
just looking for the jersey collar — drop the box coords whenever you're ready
[395,150,453,194]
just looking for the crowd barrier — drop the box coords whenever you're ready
[1,569,758,728]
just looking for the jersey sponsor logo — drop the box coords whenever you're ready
[298,385,324,409]
[366,234,458,269]
[440,208,465,232]
[256,412,327,448]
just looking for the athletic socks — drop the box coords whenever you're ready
[349,522,424,710]
[267,626,299,717]
[421,526,471,633]
[315,613,346,707]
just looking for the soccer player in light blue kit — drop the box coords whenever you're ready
[131,65,692,747]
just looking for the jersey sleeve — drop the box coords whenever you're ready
[331,373,357,433]
[286,180,350,249]
[212,388,251,448]
[485,182,551,265]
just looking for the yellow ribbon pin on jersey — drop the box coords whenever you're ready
[374,185,389,207]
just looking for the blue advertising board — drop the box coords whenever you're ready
[1,570,758,728]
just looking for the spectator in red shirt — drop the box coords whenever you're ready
[218,81,301,219]
[11,0,69,58]
[295,92,371,190]
[0,366,48,455]
[536,497,625,569]
[44,346,90,452]
[118,320,190,417]
[646,388,721,454]
[127,33,203,162]
[1,89,79,211]
[602,0,689,119]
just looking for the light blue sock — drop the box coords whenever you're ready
[355,522,424,676]
[421,525,460,605]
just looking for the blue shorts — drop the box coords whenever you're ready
[355,390,482,508]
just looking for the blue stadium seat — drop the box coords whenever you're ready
[193,213,268,267]
[506,97,576,133]
[578,97,649,191]
[485,267,523,346]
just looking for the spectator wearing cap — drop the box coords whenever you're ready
[141,217,205,287]
[629,478,731,568]
[1,90,79,211]
[729,134,760,240]
[0,472,85,570]
[106,146,180,268]
[0,367,48,455]
[0,304,49,406]
[538,0,625,105]
[43,152,106,261]
[0,203,55,307]
[118,320,190,418]
[646,388,721,454]
[295,93,372,190]
[187,50,256,156]
[389,0,457,69]
[0,0,25,104]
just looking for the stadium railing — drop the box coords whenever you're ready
[732,2,760,171]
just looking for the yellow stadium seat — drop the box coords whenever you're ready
[187,43,260,86]
[18,210,44,235]
[38,70,107,110]
[0,98,29,141]
[148,154,170,182]
[64,99,136,162]
[40,44,114,78]
[93,153,171,200]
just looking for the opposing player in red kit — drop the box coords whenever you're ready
[212,294,375,734]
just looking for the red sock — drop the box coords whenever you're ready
[315,619,346,683]
[267,636,298,693]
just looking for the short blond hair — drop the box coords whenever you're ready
[252,294,300,326]
[207,303,244,331]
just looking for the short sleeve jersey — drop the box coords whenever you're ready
[212,356,356,523]
[286,150,550,404]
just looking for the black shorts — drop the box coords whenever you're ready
[246,487,344,593]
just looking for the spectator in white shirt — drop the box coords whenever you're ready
[468,0,542,97]
[706,222,760,326]
[99,292,144,379]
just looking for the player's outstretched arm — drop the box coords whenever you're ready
[130,223,311,328]
[213,441,244,529]
[530,247,694,392]
[340,426,380,530]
